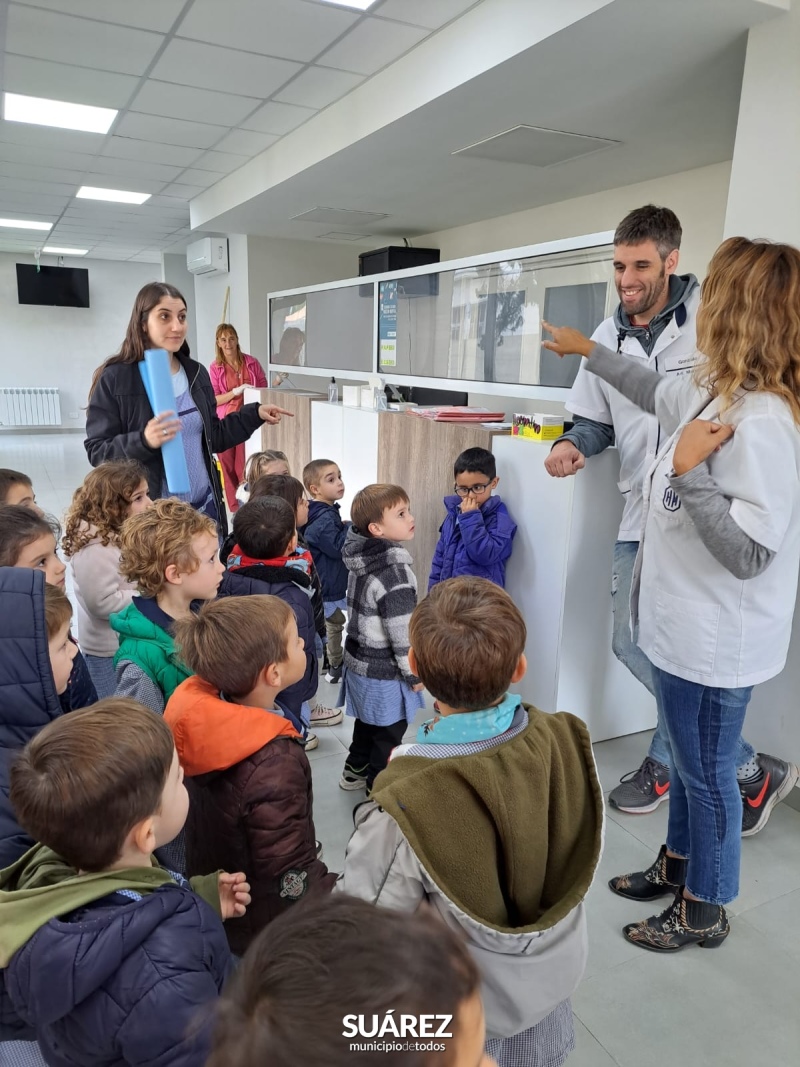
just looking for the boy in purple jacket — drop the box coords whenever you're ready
[428,448,516,591]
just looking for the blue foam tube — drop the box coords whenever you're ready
[140,348,190,495]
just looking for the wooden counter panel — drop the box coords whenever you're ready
[377,412,508,588]
[255,389,325,478]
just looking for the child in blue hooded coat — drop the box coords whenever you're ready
[428,448,516,591]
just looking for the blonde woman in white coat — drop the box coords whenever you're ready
[543,236,800,953]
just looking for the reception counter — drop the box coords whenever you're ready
[239,395,800,765]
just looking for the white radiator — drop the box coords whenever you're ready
[0,388,62,428]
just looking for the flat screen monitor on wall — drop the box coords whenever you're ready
[16,264,90,308]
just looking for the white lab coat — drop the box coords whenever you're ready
[567,287,701,540]
[631,380,800,688]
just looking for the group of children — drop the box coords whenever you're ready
[0,448,600,1067]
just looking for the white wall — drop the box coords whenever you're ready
[191,234,355,382]
[418,161,732,282]
[193,233,250,372]
[0,253,157,430]
[162,252,199,361]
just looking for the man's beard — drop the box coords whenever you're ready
[617,267,668,320]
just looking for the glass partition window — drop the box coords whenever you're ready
[270,285,374,372]
[379,246,614,388]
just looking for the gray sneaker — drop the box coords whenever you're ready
[608,756,670,813]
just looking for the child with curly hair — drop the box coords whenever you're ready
[63,461,152,698]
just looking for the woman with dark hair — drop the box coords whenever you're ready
[210,323,267,513]
[85,283,290,537]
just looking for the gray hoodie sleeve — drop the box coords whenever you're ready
[668,464,775,579]
[584,343,687,436]
[556,415,615,458]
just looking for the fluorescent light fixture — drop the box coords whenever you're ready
[3,92,117,135]
[43,246,88,255]
[0,218,52,231]
[77,186,151,205]
[314,0,378,8]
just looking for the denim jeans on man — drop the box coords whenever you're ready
[611,539,754,770]
[653,666,752,903]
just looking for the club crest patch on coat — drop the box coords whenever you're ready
[662,486,682,512]
[279,869,308,900]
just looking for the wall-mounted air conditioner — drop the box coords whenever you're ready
[187,237,229,275]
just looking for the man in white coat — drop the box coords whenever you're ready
[544,204,796,835]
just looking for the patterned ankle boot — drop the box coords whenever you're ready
[608,844,687,901]
[623,891,730,952]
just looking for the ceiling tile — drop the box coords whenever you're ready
[89,156,182,183]
[0,119,104,155]
[0,141,98,172]
[177,0,358,63]
[129,80,260,126]
[175,168,226,187]
[161,183,208,199]
[213,129,278,156]
[101,136,202,168]
[190,150,249,174]
[151,39,301,98]
[318,18,428,76]
[128,251,163,262]
[6,6,164,76]
[1,176,79,197]
[240,100,316,135]
[275,66,364,109]
[11,0,187,33]
[375,0,479,30]
[0,161,87,185]
[0,190,68,211]
[2,54,140,109]
[115,113,228,149]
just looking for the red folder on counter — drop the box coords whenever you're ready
[405,406,506,423]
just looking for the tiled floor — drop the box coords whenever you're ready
[7,433,800,1067]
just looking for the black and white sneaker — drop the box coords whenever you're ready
[740,753,799,837]
[608,756,670,813]
[339,761,368,791]
[325,663,343,684]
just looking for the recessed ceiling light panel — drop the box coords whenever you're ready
[3,92,117,135]
[77,187,151,205]
[0,218,52,231]
[43,246,88,255]
[314,0,379,9]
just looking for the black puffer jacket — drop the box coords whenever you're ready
[84,351,264,537]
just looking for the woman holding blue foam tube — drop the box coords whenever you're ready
[85,282,291,537]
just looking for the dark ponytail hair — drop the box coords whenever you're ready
[88,282,189,399]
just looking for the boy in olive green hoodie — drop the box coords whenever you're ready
[0,699,250,1066]
[338,577,603,1067]
[110,499,224,715]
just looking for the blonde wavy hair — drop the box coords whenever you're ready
[62,461,148,557]
[118,498,217,598]
[244,450,289,484]
[696,236,800,426]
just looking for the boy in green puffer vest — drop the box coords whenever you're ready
[110,499,225,715]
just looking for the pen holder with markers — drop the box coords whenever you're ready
[140,348,190,495]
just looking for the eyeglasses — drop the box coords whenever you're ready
[454,483,492,496]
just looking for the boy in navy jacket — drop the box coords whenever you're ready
[429,448,517,591]
[219,497,317,733]
[301,459,349,683]
[0,699,249,1067]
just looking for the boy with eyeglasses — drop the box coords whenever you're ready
[428,447,516,591]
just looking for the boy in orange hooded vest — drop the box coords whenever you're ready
[165,596,336,954]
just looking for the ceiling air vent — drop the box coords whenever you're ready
[291,207,389,226]
[453,125,619,167]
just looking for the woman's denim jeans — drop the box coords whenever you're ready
[653,665,752,905]
[611,540,754,771]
